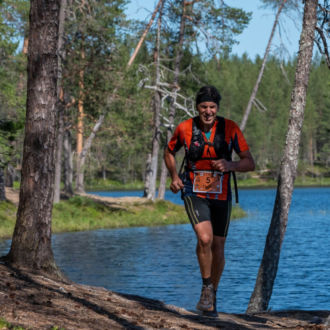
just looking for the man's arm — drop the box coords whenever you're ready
[211,150,255,173]
[164,148,184,193]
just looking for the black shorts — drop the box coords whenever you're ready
[183,195,232,237]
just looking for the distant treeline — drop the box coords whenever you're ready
[86,54,329,185]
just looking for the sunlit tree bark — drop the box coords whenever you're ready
[247,0,318,313]
[75,45,86,194]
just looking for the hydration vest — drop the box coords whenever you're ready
[179,116,239,202]
[187,116,231,167]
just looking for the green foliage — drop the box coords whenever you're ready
[0,0,27,171]
[165,0,251,57]
[0,318,25,329]
[63,0,129,119]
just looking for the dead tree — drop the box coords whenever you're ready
[158,0,188,199]
[143,0,165,200]
[240,0,288,132]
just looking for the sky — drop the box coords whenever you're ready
[125,0,303,60]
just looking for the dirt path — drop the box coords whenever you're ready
[0,263,329,329]
[4,188,19,205]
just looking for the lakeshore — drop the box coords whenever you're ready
[0,262,329,329]
[0,188,245,240]
[1,187,330,328]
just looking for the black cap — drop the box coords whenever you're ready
[196,86,222,107]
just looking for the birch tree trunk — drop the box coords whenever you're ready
[247,0,317,313]
[240,0,287,132]
[158,0,187,199]
[144,0,165,200]
[76,114,105,194]
[143,153,152,197]
[54,0,67,203]
[6,0,62,276]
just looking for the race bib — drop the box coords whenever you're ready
[193,171,223,194]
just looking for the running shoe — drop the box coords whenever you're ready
[202,291,218,317]
[196,283,215,312]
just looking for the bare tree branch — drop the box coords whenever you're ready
[315,26,330,69]
[127,0,164,68]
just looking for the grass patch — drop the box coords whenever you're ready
[295,176,330,187]
[0,196,246,239]
[85,179,145,191]
[0,318,25,329]
[54,197,247,232]
[0,201,17,239]
[52,197,188,232]
[231,204,246,219]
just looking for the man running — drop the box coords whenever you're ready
[164,85,255,316]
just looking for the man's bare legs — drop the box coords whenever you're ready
[211,236,226,290]
[194,222,226,287]
[194,221,226,313]
[195,221,213,279]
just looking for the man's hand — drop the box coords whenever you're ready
[211,159,233,172]
[211,151,255,173]
[170,176,184,193]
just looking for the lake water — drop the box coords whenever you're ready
[1,187,329,313]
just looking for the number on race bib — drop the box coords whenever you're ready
[193,171,223,194]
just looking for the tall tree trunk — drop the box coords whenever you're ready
[158,0,187,199]
[54,0,67,203]
[75,46,85,193]
[144,0,165,200]
[247,0,317,313]
[240,0,287,132]
[6,0,62,276]
[0,167,5,201]
[76,114,105,194]
[63,129,74,196]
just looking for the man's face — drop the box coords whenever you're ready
[197,101,218,128]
